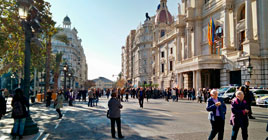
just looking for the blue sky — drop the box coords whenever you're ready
[46,0,180,81]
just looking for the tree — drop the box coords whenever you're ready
[52,52,62,92]
[116,78,126,88]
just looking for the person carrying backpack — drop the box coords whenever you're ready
[11,88,29,139]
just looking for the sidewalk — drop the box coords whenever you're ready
[0,99,61,140]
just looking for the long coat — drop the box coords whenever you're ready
[108,98,122,118]
[230,98,249,128]
[55,94,64,109]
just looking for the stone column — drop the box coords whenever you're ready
[187,23,192,58]
[196,70,201,90]
[223,6,230,48]
[180,73,183,89]
[245,0,253,41]
[193,71,196,90]
[177,30,183,61]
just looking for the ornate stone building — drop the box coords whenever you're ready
[122,0,268,90]
[52,16,88,89]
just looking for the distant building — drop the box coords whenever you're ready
[92,77,114,89]
[52,16,88,89]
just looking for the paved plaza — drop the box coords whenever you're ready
[1,97,267,140]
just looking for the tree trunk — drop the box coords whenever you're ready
[44,36,52,101]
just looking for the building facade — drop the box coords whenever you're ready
[52,16,88,89]
[122,0,268,90]
[92,77,114,89]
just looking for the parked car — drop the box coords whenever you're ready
[251,89,268,105]
[217,86,237,103]
[256,95,268,107]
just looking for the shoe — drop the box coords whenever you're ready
[249,116,255,119]
[118,136,124,139]
[19,135,23,139]
[112,136,117,139]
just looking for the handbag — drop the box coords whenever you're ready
[106,110,110,118]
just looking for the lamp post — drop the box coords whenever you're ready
[247,57,253,78]
[11,74,15,92]
[17,0,40,135]
[68,73,72,89]
[63,64,68,92]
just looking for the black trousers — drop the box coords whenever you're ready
[56,108,62,117]
[110,118,123,137]
[208,116,225,140]
[139,98,144,108]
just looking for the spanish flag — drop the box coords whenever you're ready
[207,18,215,46]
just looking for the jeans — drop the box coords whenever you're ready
[88,98,93,107]
[13,118,26,136]
[110,118,123,137]
[139,99,144,108]
[231,125,248,140]
[208,116,225,140]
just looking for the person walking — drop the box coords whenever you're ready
[3,88,9,102]
[11,88,29,139]
[0,92,6,120]
[55,90,64,119]
[108,92,124,139]
[88,88,94,107]
[172,88,176,102]
[230,91,249,140]
[197,88,203,103]
[146,88,150,102]
[125,88,129,102]
[203,88,208,103]
[138,87,145,108]
[68,89,74,106]
[240,81,255,119]
[206,89,226,140]
[46,89,52,107]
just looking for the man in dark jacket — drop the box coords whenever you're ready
[138,87,145,108]
[206,89,227,140]
[11,88,29,139]
[0,93,6,119]
[108,92,124,139]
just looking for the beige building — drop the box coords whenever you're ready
[52,16,88,89]
[92,77,114,89]
[122,0,268,90]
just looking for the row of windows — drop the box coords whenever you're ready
[161,61,173,73]
[161,48,173,58]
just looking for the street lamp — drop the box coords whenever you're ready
[68,73,72,89]
[11,74,16,91]
[247,57,253,78]
[63,64,68,92]
[17,0,40,135]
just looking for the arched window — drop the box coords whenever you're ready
[240,6,245,20]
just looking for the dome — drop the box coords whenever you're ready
[64,16,71,22]
[155,9,173,25]
[63,16,71,25]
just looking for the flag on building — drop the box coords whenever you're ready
[207,18,215,46]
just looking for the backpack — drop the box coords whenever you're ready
[12,101,24,118]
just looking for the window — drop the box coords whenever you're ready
[170,48,173,54]
[205,0,210,4]
[161,51,165,58]
[161,30,165,37]
[239,31,245,51]
[153,68,155,75]
[212,26,223,55]
[161,64,164,73]
[240,6,245,20]
[170,61,173,71]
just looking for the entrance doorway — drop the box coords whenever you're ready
[230,70,241,86]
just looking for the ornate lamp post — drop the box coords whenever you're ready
[63,64,68,92]
[10,74,16,92]
[68,73,72,89]
[247,57,253,78]
[17,0,40,135]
